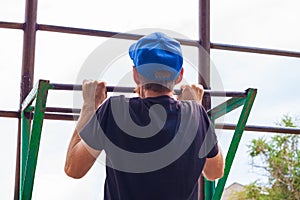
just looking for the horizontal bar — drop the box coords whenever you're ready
[38,24,300,58]
[211,43,300,58]
[44,113,79,121]
[14,110,300,134]
[38,24,200,47]
[0,21,23,30]
[215,123,300,135]
[50,83,247,97]
[0,110,20,118]
[45,107,81,114]
[1,21,299,58]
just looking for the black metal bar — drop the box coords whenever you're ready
[215,123,300,135]
[37,24,300,58]
[20,111,300,135]
[50,83,247,97]
[44,113,79,121]
[0,21,24,30]
[0,110,20,118]
[199,0,211,199]
[211,43,300,58]
[15,117,22,200]
[37,24,200,47]
[15,0,38,199]
[2,21,300,58]
[45,107,81,114]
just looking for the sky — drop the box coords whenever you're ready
[1,0,300,199]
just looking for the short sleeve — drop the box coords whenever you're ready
[207,142,219,158]
[79,99,110,150]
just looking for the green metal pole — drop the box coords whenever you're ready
[20,108,32,198]
[208,97,246,121]
[21,80,50,200]
[204,179,215,200]
[204,119,216,200]
[212,89,257,200]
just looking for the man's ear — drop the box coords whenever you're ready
[133,66,140,85]
[175,68,184,84]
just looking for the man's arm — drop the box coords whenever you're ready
[64,80,106,179]
[202,144,224,180]
[177,84,224,180]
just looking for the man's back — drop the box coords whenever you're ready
[80,95,219,200]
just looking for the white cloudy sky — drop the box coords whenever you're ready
[1,0,300,199]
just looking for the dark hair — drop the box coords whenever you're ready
[137,69,176,93]
[143,83,172,93]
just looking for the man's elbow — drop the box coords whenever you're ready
[64,163,85,179]
[205,168,224,181]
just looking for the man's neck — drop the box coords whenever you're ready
[143,90,173,98]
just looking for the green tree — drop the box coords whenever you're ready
[232,115,300,200]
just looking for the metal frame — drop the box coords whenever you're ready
[17,79,257,200]
[0,0,299,199]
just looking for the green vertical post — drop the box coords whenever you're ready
[20,108,32,196]
[204,118,216,200]
[20,80,50,200]
[212,89,257,200]
[204,178,215,200]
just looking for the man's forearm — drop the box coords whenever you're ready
[65,104,95,178]
[76,104,96,132]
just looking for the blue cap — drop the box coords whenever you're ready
[129,32,183,81]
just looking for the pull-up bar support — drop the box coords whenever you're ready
[19,80,256,200]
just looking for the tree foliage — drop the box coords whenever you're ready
[232,115,300,200]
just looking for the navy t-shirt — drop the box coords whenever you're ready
[80,95,218,200]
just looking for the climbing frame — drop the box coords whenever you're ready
[20,79,256,200]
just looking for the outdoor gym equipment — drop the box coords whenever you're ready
[19,79,256,200]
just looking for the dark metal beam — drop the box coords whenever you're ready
[215,123,300,135]
[37,24,200,47]
[12,110,300,135]
[0,110,19,118]
[37,24,300,58]
[15,0,38,199]
[199,0,211,199]
[4,106,299,135]
[211,43,300,58]
[2,21,299,58]
[0,21,24,30]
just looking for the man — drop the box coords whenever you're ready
[65,32,224,200]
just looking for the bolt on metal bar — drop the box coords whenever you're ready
[50,83,247,97]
